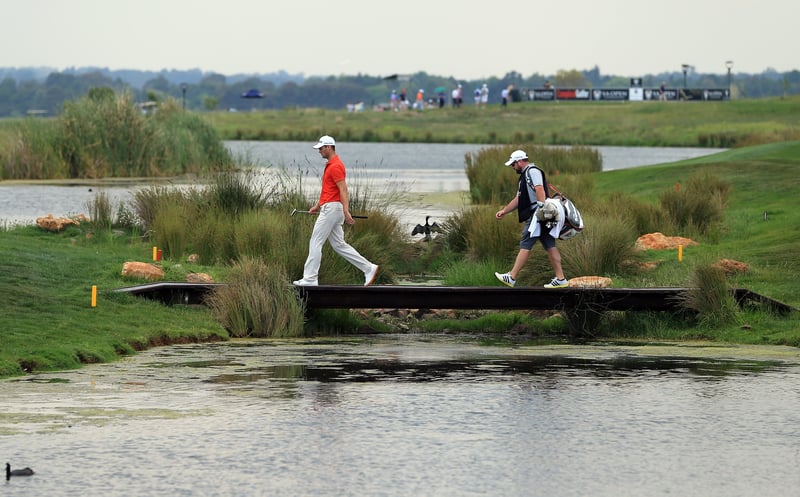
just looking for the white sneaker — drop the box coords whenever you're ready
[292,278,318,286]
[495,272,516,288]
[544,278,569,288]
[364,264,380,286]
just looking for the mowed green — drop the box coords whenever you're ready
[205,96,800,147]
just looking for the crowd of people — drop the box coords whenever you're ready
[385,83,517,111]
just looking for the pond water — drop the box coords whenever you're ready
[2,337,799,497]
[0,142,724,228]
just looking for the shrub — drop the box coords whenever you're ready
[558,212,639,277]
[465,144,602,204]
[678,264,740,327]
[2,91,232,180]
[208,169,268,217]
[660,172,730,236]
[206,257,305,338]
[592,191,670,236]
[442,205,519,264]
[85,191,113,232]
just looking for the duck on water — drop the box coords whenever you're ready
[6,462,34,480]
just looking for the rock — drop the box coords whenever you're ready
[36,214,80,232]
[121,261,165,281]
[568,276,613,288]
[185,272,214,283]
[712,258,749,275]
[635,232,698,251]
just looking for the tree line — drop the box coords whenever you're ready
[0,66,797,117]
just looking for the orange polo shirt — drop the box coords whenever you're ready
[319,154,346,205]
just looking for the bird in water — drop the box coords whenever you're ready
[6,462,35,480]
[411,216,441,241]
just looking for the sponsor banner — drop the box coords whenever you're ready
[529,89,555,100]
[687,88,728,100]
[555,88,591,100]
[526,87,730,102]
[592,89,629,100]
[644,89,680,100]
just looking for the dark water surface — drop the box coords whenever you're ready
[2,337,799,497]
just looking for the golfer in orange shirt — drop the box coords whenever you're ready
[293,135,380,286]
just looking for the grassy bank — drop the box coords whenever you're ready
[207,96,800,147]
[2,141,799,378]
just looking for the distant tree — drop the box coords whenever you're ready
[87,86,116,101]
[203,95,219,111]
[554,69,591,88]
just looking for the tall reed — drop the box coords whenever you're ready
[205,257,305,338]
[465,144,602,204]
[2,91,232,180]
[558,212,639,277]
[678,264,740,327]
[85,191,113,232]
[659,173,729,236]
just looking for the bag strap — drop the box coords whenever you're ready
[524,165,550,199]
[548,182,564,198]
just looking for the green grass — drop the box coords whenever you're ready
[2,103,800,378]
[592,141,800,308]
[205,96,800,147]
[0,226,228,377]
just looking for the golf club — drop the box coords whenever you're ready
[291,208,368,219]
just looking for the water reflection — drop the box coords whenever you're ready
[2,338,798,497]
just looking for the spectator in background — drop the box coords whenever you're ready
[659,82,667,101]
[438,88,446,108]
[474,87,481,106]
[390,89,398,110]
[480,83,489,107]
[501,86,509,107]
[415,89,425,110]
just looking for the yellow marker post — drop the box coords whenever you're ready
[678,244,683,262]
[91,285,97,307]
[153,246,158,261]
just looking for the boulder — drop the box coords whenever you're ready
[712,258,749,275]
[36,214,80,232]
[568,276,613,288]
[121,261,165,281]
[185,272,214,283]
[635,232,698,251]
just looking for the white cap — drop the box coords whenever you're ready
[313,135,336,149]
[504,150,528,166]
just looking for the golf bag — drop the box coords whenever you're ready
[535,185,585,240]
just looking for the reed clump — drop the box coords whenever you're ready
[659,173,730,237]
[678,264,740,327]
[206,257,305,338]
[464,144,602,204]
[1,91,232,180]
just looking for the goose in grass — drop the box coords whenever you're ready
[6,463,34,480]
[411,216,441,241]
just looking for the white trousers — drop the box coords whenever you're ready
[301,202,373,281]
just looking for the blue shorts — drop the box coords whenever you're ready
[520,221,556,250]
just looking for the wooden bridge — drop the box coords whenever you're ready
[112,282,794,314]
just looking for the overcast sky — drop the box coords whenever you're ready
[2,0,795,80]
